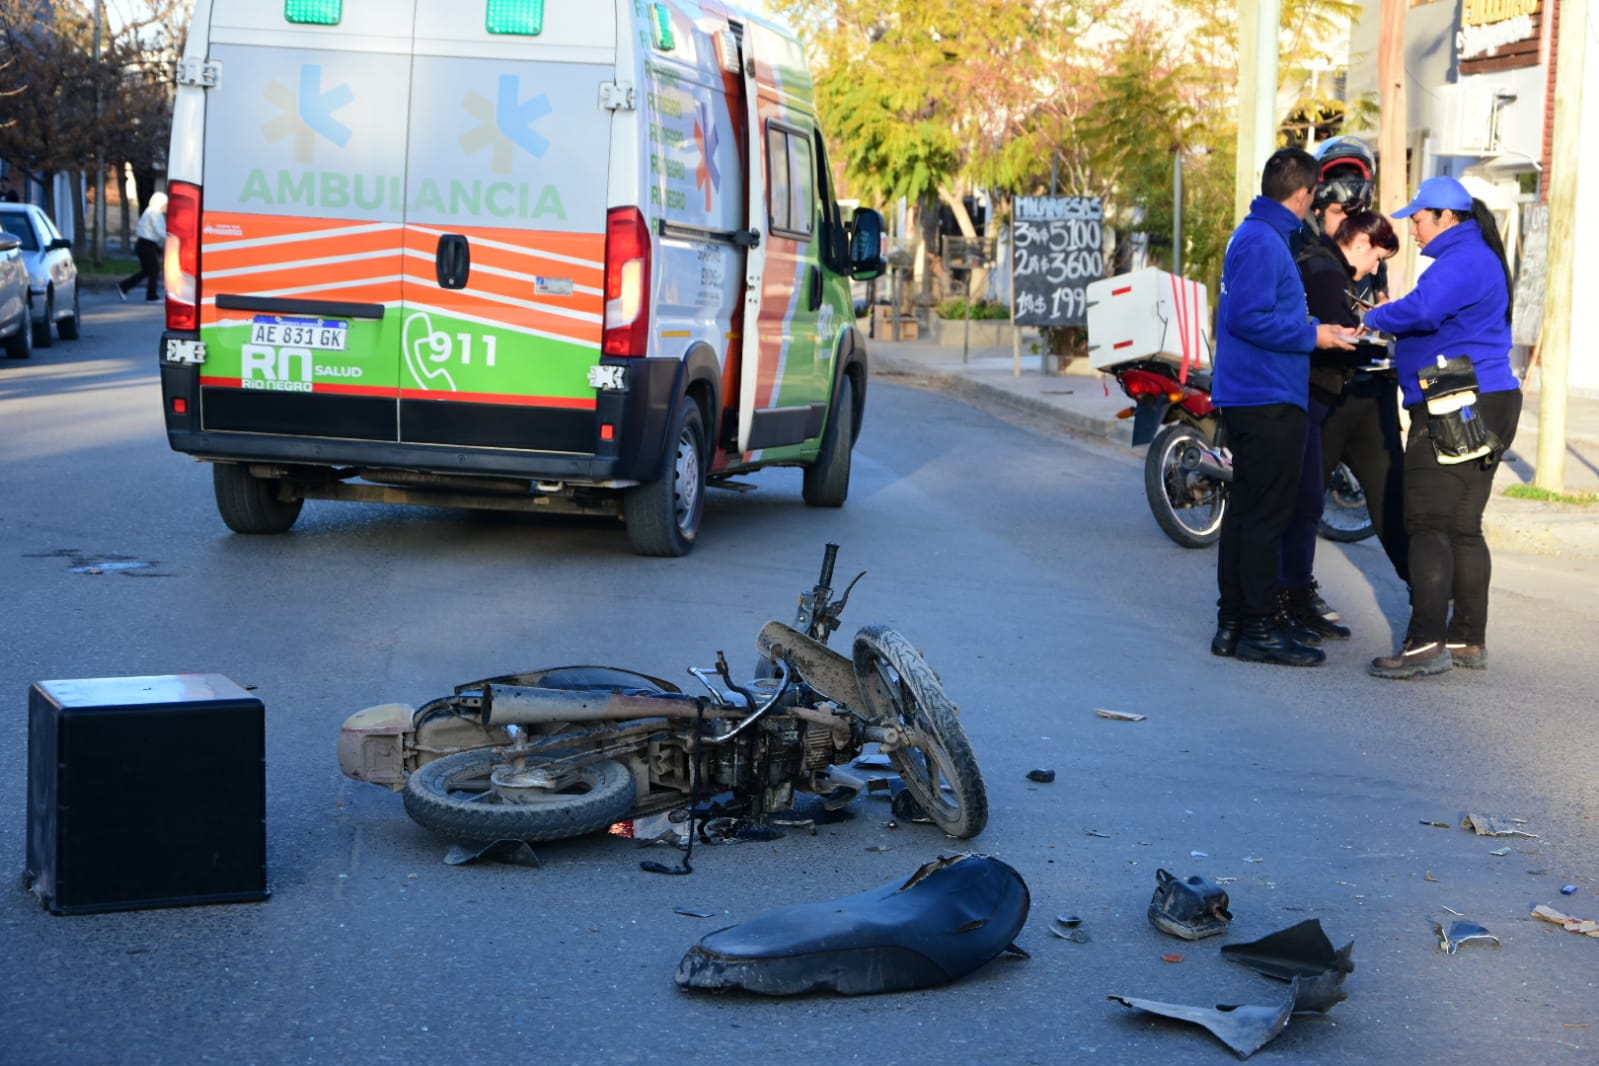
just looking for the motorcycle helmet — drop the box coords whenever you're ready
[1313,136,1376,211]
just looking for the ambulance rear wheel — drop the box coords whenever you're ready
[624,398,706,557]
[213,462,304,534]
[803,372,854,507]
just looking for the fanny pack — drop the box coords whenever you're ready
[1418,356,1501,466]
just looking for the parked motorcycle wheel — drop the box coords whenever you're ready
[403,750,636,843]
[1318,462,1377,543]
[852,625,987,839]
[1145,423,1226,548]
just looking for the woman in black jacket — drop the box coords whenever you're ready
[1278,209,1399,637]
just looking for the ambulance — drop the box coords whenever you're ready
[157,0,885,555]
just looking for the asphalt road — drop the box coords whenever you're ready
[2,293,1595,1064]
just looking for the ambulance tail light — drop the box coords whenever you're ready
[602,207,651,357]
[165,181,202,332]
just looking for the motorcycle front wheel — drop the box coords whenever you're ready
[1318,462,1377,542]
[403,750,636,843]
[1144,422,1227,548]
[852,625,987,839]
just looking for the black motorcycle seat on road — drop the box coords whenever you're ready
[675,853,1029,996]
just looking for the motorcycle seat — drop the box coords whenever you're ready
[675,853,1029,995]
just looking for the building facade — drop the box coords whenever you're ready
[1348,0,1596,393]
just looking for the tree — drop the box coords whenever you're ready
[0,1,187,255]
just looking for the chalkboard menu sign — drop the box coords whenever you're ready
[1511,203,1546,348]
[1012,196,1105,327]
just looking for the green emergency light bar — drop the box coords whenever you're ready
[652,2,675,50]
[488,0,545,35]
[284,0,341,25]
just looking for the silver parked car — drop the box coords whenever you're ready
[0,232,33,359]
[0,203,80,347]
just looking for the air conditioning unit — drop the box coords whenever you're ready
[1435,82,1495,155]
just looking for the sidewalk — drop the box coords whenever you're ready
[867,328,1599,560]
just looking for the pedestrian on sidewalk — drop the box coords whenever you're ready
[1210,148,1358,667]
[1361,177,1522,679]
[119,192,167,302]
[1281,205,1402,642]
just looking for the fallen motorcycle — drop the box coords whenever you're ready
[338,544,988,844]
[1106,359,1374,549]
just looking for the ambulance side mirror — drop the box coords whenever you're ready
[848,209,886,281]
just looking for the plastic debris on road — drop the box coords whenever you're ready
[1148,868,1232,940]
[1222,918,1356,982]
[1462,813,1536,837]
[1434,917,1500,954]
[1532,904,1599,937]
[1094,708,1146,722]
[1108,984,1297,1059]
[442,838,541,867]
[1050,914,1089,943]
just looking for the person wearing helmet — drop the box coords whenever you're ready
[1276,136,1410,642]
[1360,176,1522,679]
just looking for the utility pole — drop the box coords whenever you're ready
[1234,0,1283,225]
[1376,0,1408,293]
[93,1,106,267]
[1536,0,1586,492]
[1172,149,1183,276]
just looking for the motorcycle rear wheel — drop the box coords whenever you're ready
[852,625,987,839]
[1144,422,1226,548]
[403,749,636,843]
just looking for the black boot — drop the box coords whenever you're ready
[1283,585,1351,639]
[1272,595,1323,647]
[1235,619,1325,667]
[1211,619,1241,658]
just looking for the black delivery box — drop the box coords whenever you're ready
[26,674,269,915]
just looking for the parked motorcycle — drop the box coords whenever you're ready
[1106,359,1374,549]
[338,545,988,845]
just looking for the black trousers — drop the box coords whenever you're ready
[1322,373,1409,583]
[1218,403,1306,624]
[1402,388,1522,645]
[120,237,162,300]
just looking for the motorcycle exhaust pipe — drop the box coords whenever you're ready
[1179,443,1232,484]
[479,684,707,726]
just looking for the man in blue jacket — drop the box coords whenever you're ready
[1212,148,1358,667]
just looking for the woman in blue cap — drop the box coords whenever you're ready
[1360,176,1522,679]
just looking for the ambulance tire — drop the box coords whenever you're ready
[213,462,304,534]
[803,373,854,507]
[624,398,706,557]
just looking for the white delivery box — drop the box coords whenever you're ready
[1085,269,1210,374]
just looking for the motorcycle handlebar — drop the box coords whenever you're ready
[818,543,838,590]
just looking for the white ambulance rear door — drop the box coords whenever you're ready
[398,2,616,453]
[195,2,415,441]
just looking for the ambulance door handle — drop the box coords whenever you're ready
[435,234,471,290]
[806,265,823,311]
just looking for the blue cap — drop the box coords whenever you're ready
[1393,176,1474,218]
